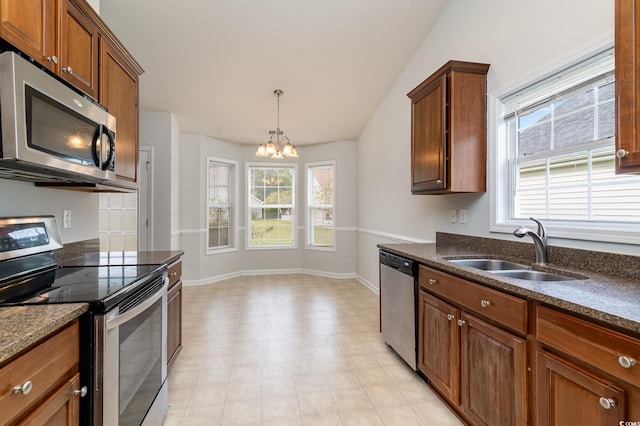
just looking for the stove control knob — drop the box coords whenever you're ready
[12,380,33,395]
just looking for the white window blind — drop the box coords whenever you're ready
[306,162,335,249]
[247,164,296,247]
[207,158,234,251]
[504,47,640,224]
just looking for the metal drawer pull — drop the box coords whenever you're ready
[12,381,33,395]
[618,355,636,369]
[599,397,616,409]
[62,66,73,74]
[480,299,491,308]
[428,278,437,285]
[447,314,454,321]
[457,319,466,327]
[74,386,88,398]
[436,179,442,184]
[47,55,58,64]
[170,271,178,277]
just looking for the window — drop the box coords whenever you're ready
[247,164,296,247]
[207,158,236,252]
[306,162,335,249]
[493,42,640,243]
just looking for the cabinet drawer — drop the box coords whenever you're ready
[419,265,527,334]
[167,260,182,289]
[0,322,79,425]
[537,305,640,387]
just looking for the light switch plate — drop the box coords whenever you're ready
[62,209,71,229]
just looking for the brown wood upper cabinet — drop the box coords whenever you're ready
[0,0,58,72]
[407,61,489,194]
[615,0,640,173]
[60,0,99,99]
[0,0,143,190]
[100,39,139,187]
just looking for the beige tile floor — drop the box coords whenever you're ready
[163,274,463,426]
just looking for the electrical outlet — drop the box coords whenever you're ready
[450,209,457,223]
[62,209,71,229]
[344,255,349,262]
[459,209,468,224]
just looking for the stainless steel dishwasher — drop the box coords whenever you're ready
[380,250,417,370]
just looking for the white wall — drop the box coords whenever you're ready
[179,135,357,284]
[0,180,98,243]
[356,0,616,288]
[140,111,181,250]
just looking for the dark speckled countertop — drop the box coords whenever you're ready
[0,303,87,365]
[380,233,640,336]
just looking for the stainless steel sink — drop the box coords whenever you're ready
[491,270,579,281]
[446,257,584,281]
[447,258,531,271]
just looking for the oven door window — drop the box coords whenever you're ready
[118,296,163,426]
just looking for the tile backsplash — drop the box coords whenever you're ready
[98,193,138,251]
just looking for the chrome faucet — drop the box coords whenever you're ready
[513,217,548,265]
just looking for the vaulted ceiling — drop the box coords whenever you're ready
[100,0,448,145]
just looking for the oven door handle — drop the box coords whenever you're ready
[106,276,168,330]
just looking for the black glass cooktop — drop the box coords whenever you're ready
[0,264,165,312]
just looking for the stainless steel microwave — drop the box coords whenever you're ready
[0,51,116,183]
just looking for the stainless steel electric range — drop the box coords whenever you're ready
[0,216,168,425]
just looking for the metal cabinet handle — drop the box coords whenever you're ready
[616,149,629,159]
[618,355,636,369]
[12,381,33,395]
[457,319,466,327]
[436,179,442,184]
[428,278,437,285]
[62,66,73,74]
[599,397,616,409]
[74,386,88,398]
[480,299,491,308]
[170,271,178,277]
[46,55,58,64]
[447,314,454,321]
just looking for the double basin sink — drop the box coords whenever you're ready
[446,258,583,282]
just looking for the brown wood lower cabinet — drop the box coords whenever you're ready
[417,265,528,425]
[461,313,527,426]
[536,350,626,425]
[0,322,81,425]
[167,259,183,374]
[418,290,460,404]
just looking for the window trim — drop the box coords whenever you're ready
[206,156,238,255]
[245,162,298,250]
[489,31,640,245]
[305,160,336,252]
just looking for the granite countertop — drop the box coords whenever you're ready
[379,241,640,336]
[0,303,88,366]
[57,249,184,267]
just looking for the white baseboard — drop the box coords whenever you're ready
[182,268,359,287]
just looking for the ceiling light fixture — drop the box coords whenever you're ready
[255,89,298,159]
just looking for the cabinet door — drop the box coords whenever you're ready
[100,39,139,188]
[615,0,640,173]
[418,290,460,404]
[17,373,80,425]
[167,280,182,374]
[59,0,98,99]
[460,312,527,426]
[410,74,447,193]
[0,0,58,71]
[536,350,626,426]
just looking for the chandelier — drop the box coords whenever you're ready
[255,89,298,159]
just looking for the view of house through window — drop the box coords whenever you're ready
[503,48,640,224]
[248,164,296,247]
[307,162,335,248]
[207,158,235,252]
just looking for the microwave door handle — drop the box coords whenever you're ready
[91,125,102,167]
[102,127,115,171]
